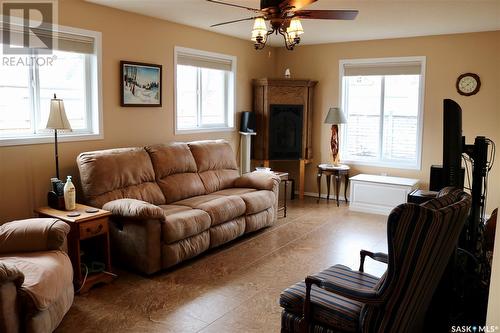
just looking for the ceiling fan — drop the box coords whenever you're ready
[207,0,358,50]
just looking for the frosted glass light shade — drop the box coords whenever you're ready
[251,18,268,41]
[288,18,304,36]
[46,97,72,131]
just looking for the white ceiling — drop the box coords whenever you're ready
[87,0,500,46]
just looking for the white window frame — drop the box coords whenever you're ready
[0,17,103,146]
[174,46,236,134]
[339,56,426,170]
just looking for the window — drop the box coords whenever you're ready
[340,57,425,169]
[0,20,102,146]
[175,47,235,132]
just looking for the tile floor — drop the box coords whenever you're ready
[56,197,388,333]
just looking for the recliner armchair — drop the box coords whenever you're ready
[0,218,74,333]
[280,187,471,333]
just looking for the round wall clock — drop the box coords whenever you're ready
[456,73,481,96]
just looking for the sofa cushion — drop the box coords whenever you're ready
[158,204,192,215]
[212,188,256,196]
[77,147,165,208]
[280,264,380,332]
[146,143,206,203]
[209,218,245,248]
[162,231,210,268]
[196,196,246,226]
[239,190,275,214]
[245,207,274,233]
[0,251,73,311]
[188,140,240,193]
[188,140,238,172]
[173,194,224,208]
[25,281,74,333]
[161,209,211,244]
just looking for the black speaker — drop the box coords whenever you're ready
[429,165,465,191]
[240,111,255,133]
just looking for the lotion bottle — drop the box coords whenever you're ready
[64,176,76,210]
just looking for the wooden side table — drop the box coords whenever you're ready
[317,164,350,206]
[273,171,293,218]
[35,204,116,293]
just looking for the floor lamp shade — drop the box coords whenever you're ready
[46,95,72,179]
[324,108,346,165]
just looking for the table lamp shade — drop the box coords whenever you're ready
[46,95,71,180]
[324,107,346,125]
[46,97,72,131]
[324,107,346,166]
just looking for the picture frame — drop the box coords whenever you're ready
[120,61,162,107]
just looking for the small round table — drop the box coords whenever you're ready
[316,164,350,206]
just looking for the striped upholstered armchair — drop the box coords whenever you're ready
[279,187,471,333]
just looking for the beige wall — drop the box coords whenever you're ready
[273,31,500,213]
[0,0,276,222]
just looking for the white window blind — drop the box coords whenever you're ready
[340,57,425,169]
[343,61,422,76]
[177,51,232,72]
[2,24,95,54]
[175,47,235,132]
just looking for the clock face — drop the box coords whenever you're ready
[459,76,477,93]
[456,73,481,96]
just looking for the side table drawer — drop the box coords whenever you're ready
[79,218,108,239]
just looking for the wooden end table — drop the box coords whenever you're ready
[317,164,350,206]
[273,171,293,218]
[35,204,116,293]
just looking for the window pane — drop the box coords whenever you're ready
[382,75,420,162]
[344,76,381,160]
[0,53,32,135]
[38,50,87,130]
[201,68,226,126]
[176,65,198,129]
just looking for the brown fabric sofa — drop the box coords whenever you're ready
[0,218,74,333]
[77,140,280,274]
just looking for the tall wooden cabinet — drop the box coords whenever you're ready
[252,78,317,199]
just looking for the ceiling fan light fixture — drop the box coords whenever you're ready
[288,18,304,36]
[252,17,268,34]
[251,29,266,42]
[207,0,358,51]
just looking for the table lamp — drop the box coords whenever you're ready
[324,107,347,166]
[46,94,72,179]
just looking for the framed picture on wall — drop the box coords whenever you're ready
[120,61,162,107]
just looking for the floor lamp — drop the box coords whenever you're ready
[324,107,347,166]
[46,94,72,180]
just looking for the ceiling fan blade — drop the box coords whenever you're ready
[279,0,317,11]
[294,9,359,20]
[206,0,263,13]
[210,16,261,27]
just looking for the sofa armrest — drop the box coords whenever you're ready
[0,263,22,333]
[0,218,70,254]
[234,172,280,192]
[0,262,24,287]
[103,199,165,220]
